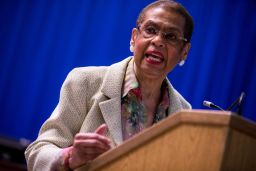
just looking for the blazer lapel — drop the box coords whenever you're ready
[166,79,182,115]
[99,57,132,145]
[99,97,122,145]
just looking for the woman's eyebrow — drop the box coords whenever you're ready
[165,27,181,33]
[142,20,183,36]
[144,20,182,32]
[143,20,158,27]
[163,25,184,34]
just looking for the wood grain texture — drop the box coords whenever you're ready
[220,129,256,171]
[75,110,256,171]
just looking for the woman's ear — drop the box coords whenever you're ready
[181,42,191,61]
[130,28,138,53]
[130,28,138,46]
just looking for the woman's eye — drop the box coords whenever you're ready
[145,27,157,34]
[166,33,177,41]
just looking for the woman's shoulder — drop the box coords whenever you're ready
[63,57,132,87]
[70,66,108,78]
[66,57,132,83]
[63,66,108,89]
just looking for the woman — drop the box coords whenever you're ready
[25,0,194,170]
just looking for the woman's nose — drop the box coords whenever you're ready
[151,33,165,47]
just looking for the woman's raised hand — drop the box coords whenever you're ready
[67,124,111,169]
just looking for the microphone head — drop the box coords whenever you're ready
[238,92,246,104]
[203,100,225,111]
[203,100,212,108]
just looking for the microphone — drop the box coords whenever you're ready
[203,100,225,111]
[227,92,245,115]
[203,91,246,115]
[227,92,245,110]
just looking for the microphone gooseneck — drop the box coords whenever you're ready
[203,100,225,111]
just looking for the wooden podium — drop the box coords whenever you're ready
[76,110,256,171]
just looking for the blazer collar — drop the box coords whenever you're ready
[101,57,132,98]
[99,57,132,145]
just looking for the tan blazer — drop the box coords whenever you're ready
[25,57,191,170]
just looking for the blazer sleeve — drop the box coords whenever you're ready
[25,68,88,171]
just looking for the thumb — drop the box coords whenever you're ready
[95,123,108,135]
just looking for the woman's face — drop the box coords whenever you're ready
[131,7,190,80]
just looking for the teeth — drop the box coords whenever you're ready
[147,55,162,62]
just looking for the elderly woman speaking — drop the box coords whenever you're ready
[25,0,194,170]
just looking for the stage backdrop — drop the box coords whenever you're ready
[0,0,255,141]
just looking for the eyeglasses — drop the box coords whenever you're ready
[137,25,188,45]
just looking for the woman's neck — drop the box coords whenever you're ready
[133,60,166,102]
[135,72,164,100]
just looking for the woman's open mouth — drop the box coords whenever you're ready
[145,51,164,64]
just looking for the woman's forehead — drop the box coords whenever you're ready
[142,7,185,31]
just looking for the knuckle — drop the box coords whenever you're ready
[90,139,99,145]
[75,133,84,139]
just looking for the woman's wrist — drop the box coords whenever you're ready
[60,147,73,171]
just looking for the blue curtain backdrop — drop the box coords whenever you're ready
[0,0,255,141]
